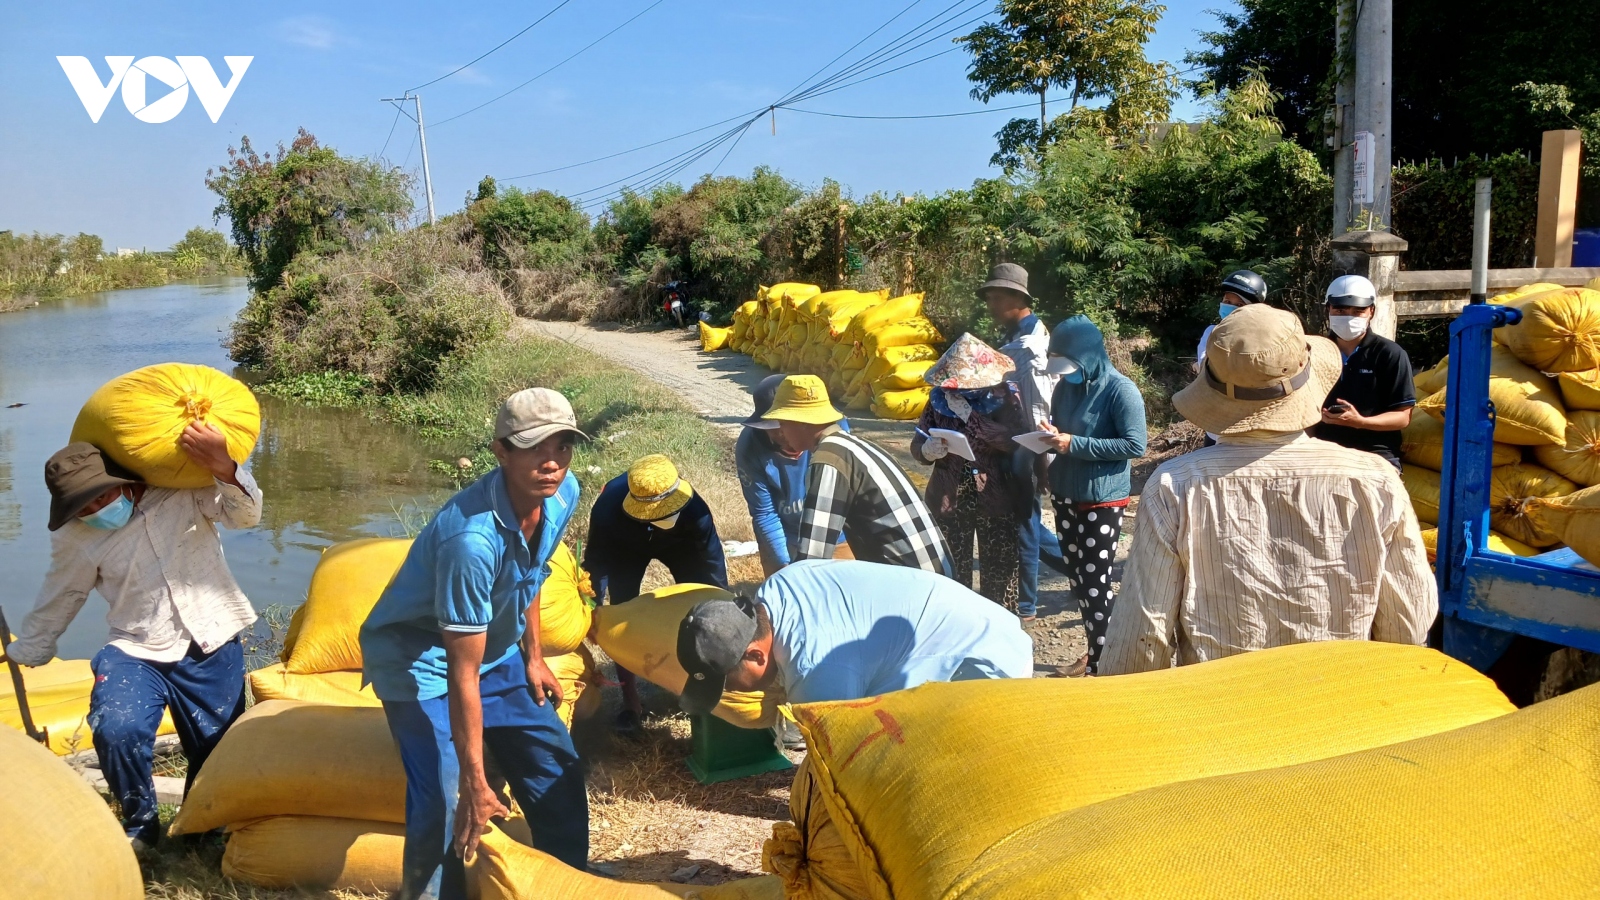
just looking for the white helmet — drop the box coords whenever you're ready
[1325,274,1377,309]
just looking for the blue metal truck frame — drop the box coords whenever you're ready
[1435,301,1600,671]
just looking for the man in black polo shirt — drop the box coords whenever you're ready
[1314,274,1416,469]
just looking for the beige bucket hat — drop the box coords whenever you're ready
[1172,304,1342,436]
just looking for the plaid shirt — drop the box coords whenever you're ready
[796,427,953,576]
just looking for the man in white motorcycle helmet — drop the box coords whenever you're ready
[1312,274,1416,469]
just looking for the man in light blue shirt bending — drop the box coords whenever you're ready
[361,388,589,900]
[676,559,1033,709]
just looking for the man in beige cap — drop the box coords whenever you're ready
[1097,304,1435,676]
[361,387,591,897]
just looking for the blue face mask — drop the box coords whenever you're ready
[81,493,134,531]
[1219,302,1239,320]
[1064,369,1086,384]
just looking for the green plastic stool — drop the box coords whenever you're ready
[685,713,793,784]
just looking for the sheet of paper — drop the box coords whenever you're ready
[1012,431,1056,455]
[928,427,976,462]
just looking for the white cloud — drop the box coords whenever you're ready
[278,15,340,50]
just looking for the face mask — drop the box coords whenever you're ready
[1064,368,1086,384]
[1328,315,1370,342]
[651,512,681,530]
[1046,356,1080,377]
[81,493,134,531]
[1219,302,1240,320]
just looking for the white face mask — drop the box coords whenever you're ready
[1328,315,1370,342]
[651,512,681,530]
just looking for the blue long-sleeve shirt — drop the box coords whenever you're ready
[582,474,727,602]
[735,422,849,575]
[1047,316,1148,503]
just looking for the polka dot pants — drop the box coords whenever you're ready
[1052,502,1126,673]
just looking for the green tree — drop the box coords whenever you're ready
[170,227,232,262]
[958,0,1175,166]
[467,186,591,271]
[206,128,414,293]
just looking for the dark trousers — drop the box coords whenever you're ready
[1015,448,1069,618]
[88,639,246,845]
[382,652,588,900]
[936,470,1021,612]
[1053,502,1127,674]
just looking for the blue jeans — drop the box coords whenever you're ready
[382,652,589,900]
[88,639,246,845]
[1014,448,1069,618]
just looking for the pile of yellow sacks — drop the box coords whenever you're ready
[1406,281,1600,565]
[760,640,1600,899]
[181,537,601,893]
[698,283,944,420]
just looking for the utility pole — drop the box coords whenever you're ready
[1332,0,1393,235]
[381,93,438,226]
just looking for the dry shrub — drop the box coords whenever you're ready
[506,266,608,321]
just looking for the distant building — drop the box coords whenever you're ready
[116,247,137,258]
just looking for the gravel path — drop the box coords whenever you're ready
[515,317,1095,668]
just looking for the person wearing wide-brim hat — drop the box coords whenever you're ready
[911,334,1029,612]
[583,453,728,731]
[764,375,953,576]
[1097,303,1436,677]
[735,374,854,578]
[11,428,262,857]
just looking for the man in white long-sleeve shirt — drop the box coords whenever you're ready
[6,427,260,853]
[983,263,1065,619]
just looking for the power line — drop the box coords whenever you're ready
[500,107,768,182]
[376,102,405,160]
[431,0,671,128]
[786,96,1061,120]
[406,0,576,92]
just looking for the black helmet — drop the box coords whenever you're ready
[1218,270,1268,305]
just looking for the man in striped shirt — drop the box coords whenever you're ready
[762,375,954,577]
[1099,305,1436,676]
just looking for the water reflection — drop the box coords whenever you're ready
[0,278,450,658]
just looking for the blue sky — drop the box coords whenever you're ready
[0,0,1239,250]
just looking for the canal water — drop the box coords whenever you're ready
[0,277,452,659]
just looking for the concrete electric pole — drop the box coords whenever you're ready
[381,93,438,227]
[1332,0,1393,236]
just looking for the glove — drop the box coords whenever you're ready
[922,436,949,460]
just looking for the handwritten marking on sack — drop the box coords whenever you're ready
[838,710,904,771]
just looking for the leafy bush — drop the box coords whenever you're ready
[1392,154,1541,271]
[207,128,413,293]
[467,184,593,271]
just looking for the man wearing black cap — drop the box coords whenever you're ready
[8,427,260,855]
[735,373,852,578]
[676,559,1032,710]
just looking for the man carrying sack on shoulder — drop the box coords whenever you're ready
[1099,304,1435,676]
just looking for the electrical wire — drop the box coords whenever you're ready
[406,0,576,92]
[500,106,769,181]
[431,0,671,128]
[376,102,405,160]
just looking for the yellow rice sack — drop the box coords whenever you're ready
[766,641,1513,900]
[1401,465,1441,525]
[1557,369,1600,411]
[874,360,936,391]
[1489,462,1576,547]
[1413,358,1449,396]
[1495,282,1566,306]
[1418,527,1540,563]
[249,665,380,707]
[170,700,405,833]
[1500,287,1600,372]
[870,387,929,421]
[766,283,821,306]
[70,362,260,489]
[945,681,1600,900]
[545,645,599,730]
[284,538,412,674]
[2,657,175,755]
[540,543,595,656]
[1415,346,1567,445]
[222,816,404,893]
[847,292,924,339]
[863,317,944,355]
[1533,410,1600,487]
[1529,484,1600,568]
[0,725,143,900]
[594,584,783,729]
[827,295,886,336]
[470,822,785,900]
[698,322,732,353]
[1400,413,1520,470]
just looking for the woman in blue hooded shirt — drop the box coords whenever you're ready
[1037,316,1148,673]
[736,374,850,576]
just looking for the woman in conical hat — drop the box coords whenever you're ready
[910,333,1029,612]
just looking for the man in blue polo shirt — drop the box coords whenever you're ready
[361,388,589,900]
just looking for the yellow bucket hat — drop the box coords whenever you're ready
[761,375,845,426]
[622,454,694,522]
